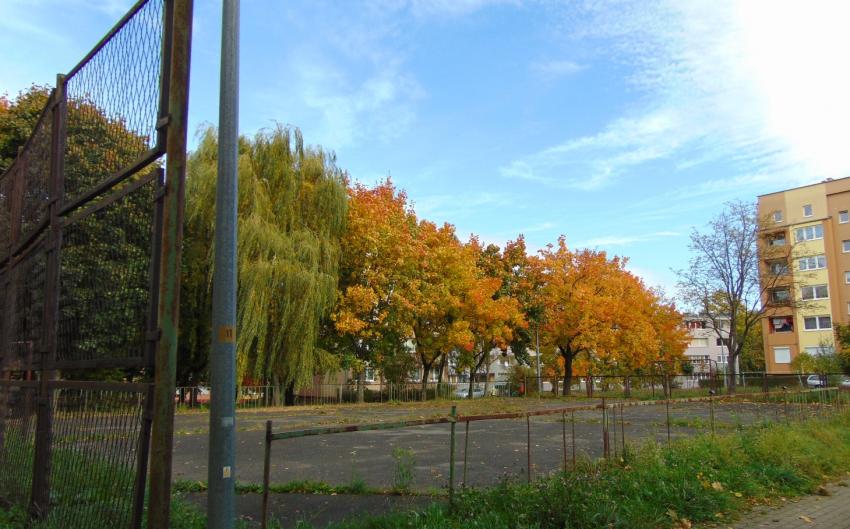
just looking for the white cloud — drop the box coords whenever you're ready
[501,109,685,190]
[530,59,585,79]
[575,230,680,248]
[387,0,522,17]
[502,0,850,193]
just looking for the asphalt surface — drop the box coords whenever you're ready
[174,397,803,527]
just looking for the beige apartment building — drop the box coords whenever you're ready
[758,177,850,373]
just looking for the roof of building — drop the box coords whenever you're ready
[757,176,850,198]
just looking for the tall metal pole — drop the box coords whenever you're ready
[535,326,542,395]
[208,0,239,527]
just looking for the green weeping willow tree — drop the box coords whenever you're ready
[184,126,347,396]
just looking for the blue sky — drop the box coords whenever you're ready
[3,0,850,295]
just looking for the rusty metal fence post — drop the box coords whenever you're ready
[463,420,470,487]
[448,405,457,506]
[261,420,272,529]
[148,1,193,527]
[30,72,67,519]
[526,414,532,483]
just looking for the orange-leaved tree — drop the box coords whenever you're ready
[456,237,526,397]
[331,179,419,398]
[408,220,476,396]
[538,238,637,395]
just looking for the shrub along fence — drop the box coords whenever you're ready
[0,1,192,527]
[257,386,847,528]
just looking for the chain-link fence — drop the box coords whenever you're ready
[0,1,191,527]
[170,371,848,411]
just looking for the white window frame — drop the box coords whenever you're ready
[798,255,826,271]
[803,315,832,331]
[795,224,823,242]
[840,210,849,224]
[843,240,850,253]
[845,271,850,284]
[771,288,791,303]
[774,346,791,364]
[803,204,813,217]
[800,284,829,300]
[773,210,783,223]
[804,345,834,356]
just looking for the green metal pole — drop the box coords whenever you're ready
[208,0,240,527]
[463,420,470,487]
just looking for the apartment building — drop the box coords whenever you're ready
[682,314,734,372]
[758,177,850,373]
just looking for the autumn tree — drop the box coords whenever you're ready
[185,126,347,401]
[331,179,418,400]
[457,238,526,397]
[408,220,475,396]
[538,239,637,395]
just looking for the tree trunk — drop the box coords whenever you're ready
[357,370,365,403]
[727,351,738,395]
[420,364,432,401]
[624,376,631,399]
[561,349,573,396]
[284,382,296,406]
[272,374,283,407]
[483,351,491,397]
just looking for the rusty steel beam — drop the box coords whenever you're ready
[147,0,192,527]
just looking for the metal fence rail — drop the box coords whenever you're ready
[0,1,191,527]
[258,387,848,529]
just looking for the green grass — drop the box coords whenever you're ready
[288,411,850,529]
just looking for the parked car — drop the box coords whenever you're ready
[454,384,486,399]
[839,377,850,391]
[806,375,826,388]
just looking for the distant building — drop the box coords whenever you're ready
[682,313,734,372]
[757,177,850,373]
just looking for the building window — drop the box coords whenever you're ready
[804,345,834,356]
[768,260,789,275]
[795,224,823,242]
[774,346,791,364]
[845,271,850,284]
[715,337,729,347]
[690,337,708,347]
[798,255,826,271]
[364,365,376,382]
[803,204,813,217]
[685,320,706,329]
[844,240,850,253]
[803,315,832,330]
[770,316,794,333]
[840,211,849,224]
[767,232,787,246]
[773,210,783,223]
[770,288,791,303]
[801,284,829,300]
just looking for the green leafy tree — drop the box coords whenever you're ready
[185,126,347,400]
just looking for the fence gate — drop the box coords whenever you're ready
[0,1,191,527]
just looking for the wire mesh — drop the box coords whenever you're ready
[19,109,53,240]
[9,242,47,370]
[0,173,13,261]
[0,0,171,525]
[45,385,147,528]
[0,384,37,504]
[57,176,156,366]
[64,0,165,203]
